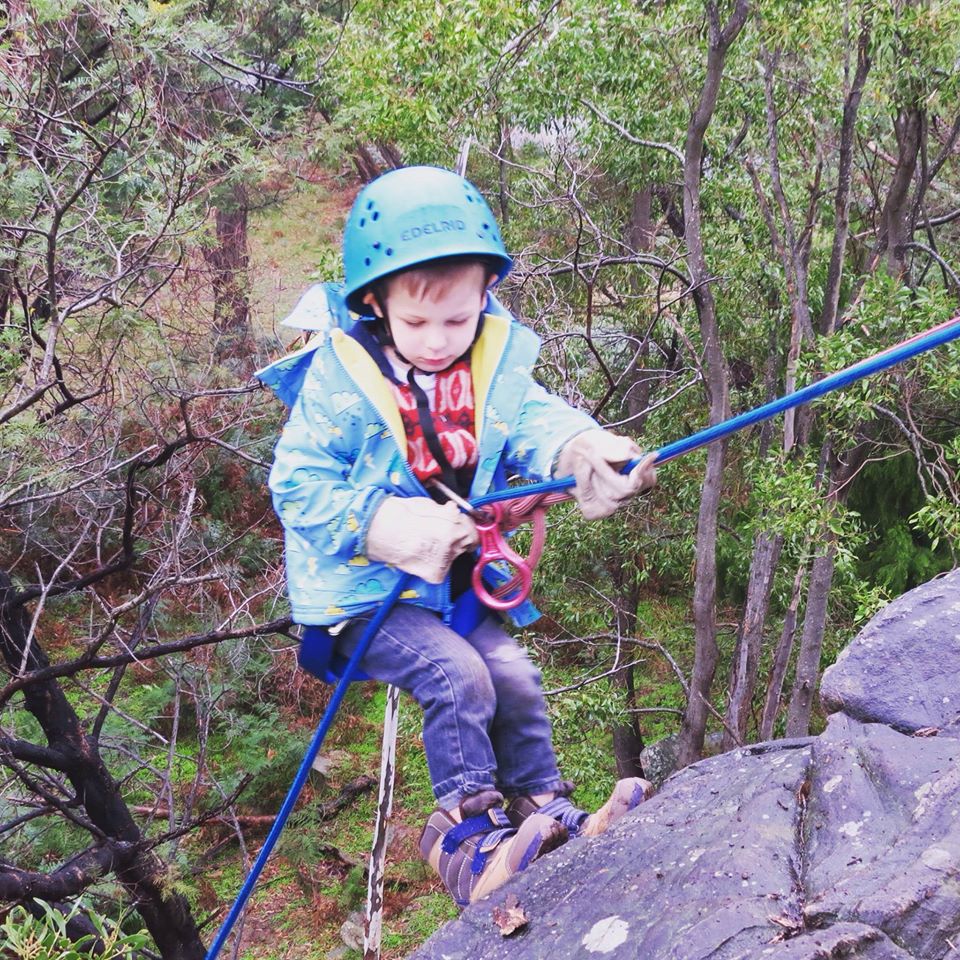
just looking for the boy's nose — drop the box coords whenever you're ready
[425,329,448,351]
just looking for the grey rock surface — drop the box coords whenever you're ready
[410,569,960,960]
[821,568,960,732]
[640,731,724,788]
[804,715,960,957]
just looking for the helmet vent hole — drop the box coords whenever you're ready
[385,247,394,256]
[359,217,366,227]
[366,200,375,210]
[371,211,380,221]
[373,242,381,250]
[364,257,372,266]
[482,223,489,230]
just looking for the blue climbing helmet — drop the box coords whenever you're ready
[342,166,513,316]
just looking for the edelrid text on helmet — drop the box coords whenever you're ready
[342,166,512,315]
[400,218,466,243]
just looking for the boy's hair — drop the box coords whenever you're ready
[371,255,497,307]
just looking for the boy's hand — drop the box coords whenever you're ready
[366,497,479,583]
[555,430,657,520]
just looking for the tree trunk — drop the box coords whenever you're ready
[0,575,206,960]
[820,17,871,335]
[609,558,646,779]
[497,117,512,226]
[877,103,924,278]
[675,0,748,769]
[784,430,873,737]
[722,529,783,750]
[621,186,656,428]
[784,536,837,736]
[612,665,646,779]
[760,557,808,741]
[204,183,250,360]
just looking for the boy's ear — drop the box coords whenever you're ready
[361,290,383,317]
[485,272,498,289]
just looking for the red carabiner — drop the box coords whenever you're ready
[471,502,534,611]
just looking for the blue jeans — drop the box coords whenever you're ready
[337,604,564,810]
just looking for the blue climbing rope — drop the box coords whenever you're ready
[204,575,411,960]
[473,313,960,507]
[206,312,960,959]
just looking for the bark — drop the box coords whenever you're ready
[612,665,646,780]
[0,573,205,960]
[378,142,403,169]
[680,440,727,768]
[497,117,512,226]
[820,18,871,335]
[609,559,646,779]
[352,142,382,181]
[621,187,656,429]
[756,50,815,452]
[675,0,748,770]
[627,187,655,253]
[316,105,382,181]
[759,558,808,741]
[784,436,872,737]
[722,310,785,750]
[784,537,838,737]
[722,530,783,750]
[874,103,924,278]
[0,843,131,900]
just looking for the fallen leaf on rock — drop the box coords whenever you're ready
[767,912,804,942]
[492,894,528,936]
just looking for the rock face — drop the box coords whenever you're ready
[820,567,960,735]
[410,569,960,960]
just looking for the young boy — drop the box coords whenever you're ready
[267,166,657,906]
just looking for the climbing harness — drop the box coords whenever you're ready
[206,312,960,960]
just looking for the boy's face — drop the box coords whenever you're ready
[366,264,491,372]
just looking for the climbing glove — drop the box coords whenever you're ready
[554,430,657,520]
[365,496,479,584]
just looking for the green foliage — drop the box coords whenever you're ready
[546,680,628,807]
[379,893,459,953]
[0,901,149,960]
[849,456,954,594]
[912,496,960,559]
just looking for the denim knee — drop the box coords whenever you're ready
[414,642,497,715]
[483,641,544,709]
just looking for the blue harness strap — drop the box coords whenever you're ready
[299,626,371,684]
[297,588,489,684]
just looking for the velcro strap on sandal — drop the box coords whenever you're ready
[537,796,589,835]
[441,808,513,855]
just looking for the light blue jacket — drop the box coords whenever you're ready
[259,286,598,627]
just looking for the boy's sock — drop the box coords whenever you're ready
[419,789,568,906]
[506,778,655,838]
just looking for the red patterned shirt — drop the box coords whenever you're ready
[389,359,478,485]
